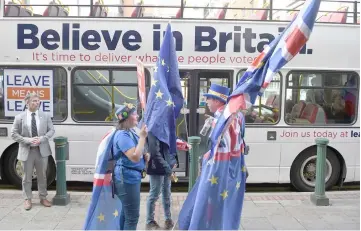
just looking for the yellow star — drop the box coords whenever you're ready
[113,209,118,217]
[236,181,241,190]
[97,213,105,222]
[155,89,163,99]
[161,59,165,66]
[208,175,218,185]
[220,190,228,200]
[151,78,158,87]
[154,66,158,72]
[166,98,174,107]
[242,166,247,172]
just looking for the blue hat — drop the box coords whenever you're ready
[115,103,136,122]
[203,83,230,103]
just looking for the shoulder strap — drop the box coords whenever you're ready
[107,131,117,171]
[108,131,117,199]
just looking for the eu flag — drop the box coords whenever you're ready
[178,0,321,229]
[83,128,123,230]
[143,23,184,161]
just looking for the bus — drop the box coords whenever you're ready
[0,0,359,192]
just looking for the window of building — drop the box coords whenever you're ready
[72,68,147,122]
[0,67,67,122]
[285,71,358,125]
[236,69,281,124]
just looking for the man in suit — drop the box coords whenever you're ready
[11,92,55,210]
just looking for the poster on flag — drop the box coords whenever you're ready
[137,59,146,110]
[3,69,53,117]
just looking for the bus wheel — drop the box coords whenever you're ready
[290,147,340,192]
[3,145,57,189]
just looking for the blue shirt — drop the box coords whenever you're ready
[112,129,145,184]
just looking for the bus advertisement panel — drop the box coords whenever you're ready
[3,69,53,117]
[0,19,358,70]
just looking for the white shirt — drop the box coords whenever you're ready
[26,110,40,137]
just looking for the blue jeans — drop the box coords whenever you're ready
[146,175,172,224]
[114,180,141,230]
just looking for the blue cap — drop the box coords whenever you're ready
[203,83,230,103]
[115,103,136,122]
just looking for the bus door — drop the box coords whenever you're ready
[175,70,232,179]
[174,71,191,178]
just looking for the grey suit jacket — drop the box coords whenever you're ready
[11,111,55,161]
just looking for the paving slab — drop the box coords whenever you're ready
[0,190,358,230]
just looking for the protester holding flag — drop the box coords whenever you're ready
[145,132,177,230]
[143,23,184,230]
[112,103,149,230]
[83,102,149,231]
[178,0,321,229]
[201,83,250,179]
[202,84,230,150]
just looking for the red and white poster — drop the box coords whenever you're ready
[136,59,146,110]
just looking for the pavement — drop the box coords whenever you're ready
[0,189,359,230]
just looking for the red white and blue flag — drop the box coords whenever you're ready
[178,0,321,229]
[83,128,123,230]
[210,0,321,151]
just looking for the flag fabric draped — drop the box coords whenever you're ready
[83,127,123,230]
[178,108,247,230]
[210,0,321,150]
[178,0,321,229]
[143,23,184,159]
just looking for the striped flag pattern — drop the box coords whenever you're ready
[210,0,321,154]
[179,0,321,230]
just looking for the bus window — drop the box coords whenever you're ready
[71,68,143,122]
[113,70,138,84]
[236,70,281,124]
[73,70,110,84]
[285,71,359,125]
[0,67,67,122]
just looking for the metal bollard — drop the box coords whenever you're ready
[188,136,201,192]
[52,136,70,206]
[310,138,330,206]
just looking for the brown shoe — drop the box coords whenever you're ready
[24,199,32,210]
[164,219,174,230]
[40,199,52,207]
[145,221,161,230]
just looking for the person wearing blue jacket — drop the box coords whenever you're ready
[145,132,178,230]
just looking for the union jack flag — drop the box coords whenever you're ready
[210,0,321,150]
[179,0,321,229]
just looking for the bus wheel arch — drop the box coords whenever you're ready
[290,145,343,192]
[1,143,56,189]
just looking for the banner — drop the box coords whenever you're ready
[137,59,146,110]
[4,69,53,117]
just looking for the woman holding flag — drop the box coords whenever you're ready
[112,103,149,230]
[83,102,149,230]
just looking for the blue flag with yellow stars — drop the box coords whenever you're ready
[143,23,184,158]
[178,0,321,229]
[83,128,122,230]
[178,110,247,230]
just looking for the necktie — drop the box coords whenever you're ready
[31,113,38,137]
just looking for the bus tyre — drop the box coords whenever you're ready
[3,145,57,190]
[290,147,340,192]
